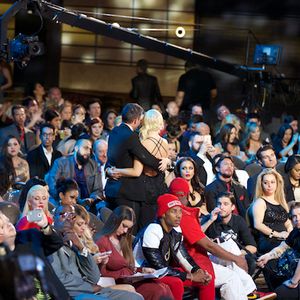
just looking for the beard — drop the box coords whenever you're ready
[76,152,90,166]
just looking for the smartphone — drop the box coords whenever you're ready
[27,209,43,223]
[203,135,212,144]
[95,251,112,257]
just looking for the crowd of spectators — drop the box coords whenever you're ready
[0,60,299,300]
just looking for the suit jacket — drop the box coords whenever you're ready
[0,123,36,154]
[105,123,160,201]
[27,144,62,179]
[204,177,250,218]
[45,155,103,200]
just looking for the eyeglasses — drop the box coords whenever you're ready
[42,133,54,138]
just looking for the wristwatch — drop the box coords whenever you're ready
[269,230,274,238]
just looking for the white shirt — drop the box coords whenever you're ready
[42,146,53,166]
[197,152,215,185]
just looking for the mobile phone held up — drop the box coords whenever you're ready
[27,209,43,223]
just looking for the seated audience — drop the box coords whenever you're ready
[251,168,293,254]
[51,205,143,300]
[169,178,275,300]
[96,205,174,300]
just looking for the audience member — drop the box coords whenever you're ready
[88,117,108,142]
[44,108,62,149]
[27,123,62,179]
[93,139,108,191]
[46,87,64,110]
[56,178,79,206]
[0,105,36,154]
[251,168,293,254]
[272,123,299,161]
[204,154,250,217]
[214,123,247,161]
[72,104,86,125]
[0,135,29,186]
[16,184,53,231]
[175,157,207,214]
[283,154,300,202]
[103,109,118,135]
[247,144,278,201]
[241,122,263,162]
[86,98,102,123]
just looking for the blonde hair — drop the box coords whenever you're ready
[73,204,98,254]
[139,109,164,141]
[254,168,288,212]
[22,185,50,217]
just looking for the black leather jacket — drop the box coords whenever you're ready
[134,221,200,281]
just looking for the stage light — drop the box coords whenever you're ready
[175,26,185,38]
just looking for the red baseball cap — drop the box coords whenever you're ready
[157,193,183,217]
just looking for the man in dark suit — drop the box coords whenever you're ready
[105,103,164,230]
[27,123,62,179]
[204,155,250,219]
[0,105,36,154]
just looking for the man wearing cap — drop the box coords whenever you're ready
[169,177,276,300]
[133,193,212,300]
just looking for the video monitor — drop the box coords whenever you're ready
[253,44,281,65]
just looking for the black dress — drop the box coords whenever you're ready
[140,137,168,228]
[258,198,289,254]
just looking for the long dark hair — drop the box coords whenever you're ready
[219,123,238,150]
[0,135,21,184]
[285,155,300,184]
[274,123,293,146]
[175,157,204,194]
[99,206,135,266]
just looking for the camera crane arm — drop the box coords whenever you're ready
[1,0,249,78]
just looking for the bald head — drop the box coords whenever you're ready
[93,139,108,165]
